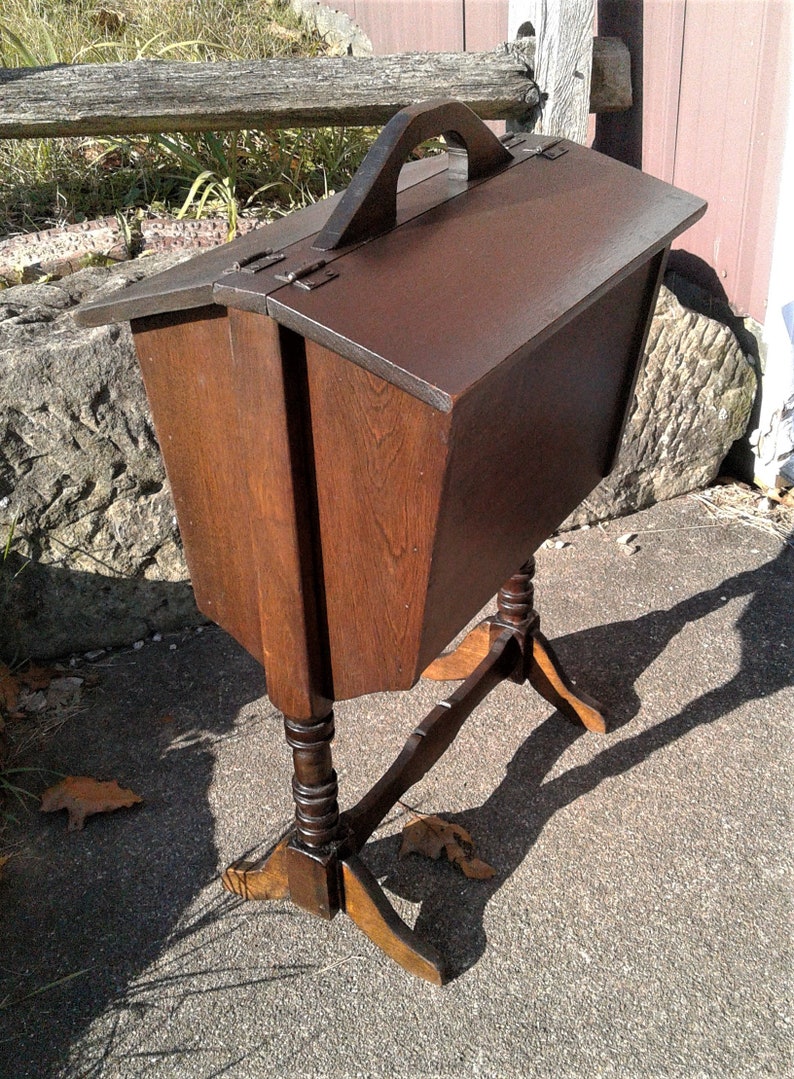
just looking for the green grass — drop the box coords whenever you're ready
[0,0,379,237]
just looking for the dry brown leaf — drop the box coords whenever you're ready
[0,854,11,879]
[456,857,496,880]
[40,776,143,831]
[19,664,59,691]
[399,812,495,880]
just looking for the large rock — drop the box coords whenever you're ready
[0,255,201,660]
[562,284,757,528]
[0,257,755,660]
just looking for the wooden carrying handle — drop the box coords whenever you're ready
[312,98,513,251]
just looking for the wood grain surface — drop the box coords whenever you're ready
[131,307,265,663]
[305,341,451,699]
[1,41,630,139]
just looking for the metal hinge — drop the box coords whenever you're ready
[221,249,286,274]
[274,258,339,291]
[521,138,568,160]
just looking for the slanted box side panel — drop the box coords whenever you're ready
[305,341,451,700]
[131,307,264,664]
[420,259,661,667]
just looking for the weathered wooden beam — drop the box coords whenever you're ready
[529,0,595,143]
[0,39,630,139]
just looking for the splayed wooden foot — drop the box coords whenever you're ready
[222,835,291,901]
[341,856,446,985]
[527,630,606,733]
[422,621,503,680]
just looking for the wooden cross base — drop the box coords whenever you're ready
[222,559,605,984]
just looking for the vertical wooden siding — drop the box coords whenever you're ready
[333,0,788,323]
[643,0,791,323]
[464,0,509,50]
[331,1,463,51]
[331,1,507,53]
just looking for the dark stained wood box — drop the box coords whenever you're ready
[77,101,706,718]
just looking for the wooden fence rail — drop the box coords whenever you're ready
[0,39,630,139]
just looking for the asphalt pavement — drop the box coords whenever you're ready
[1,494,791,1078]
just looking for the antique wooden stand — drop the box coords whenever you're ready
[77,99,705,985]
[222,556,604,985]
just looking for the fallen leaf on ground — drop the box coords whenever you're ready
[18,664,59,691]
[40,776,143,831]
[45,677,85,710]
[16,689,48,714]
[399,811,495,880]
[0,854,10,879]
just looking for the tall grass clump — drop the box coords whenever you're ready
[0,1,378,237]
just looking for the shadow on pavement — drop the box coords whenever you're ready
[0,631,267,1079]
[0,545,790,1074]
[365,545,793,978]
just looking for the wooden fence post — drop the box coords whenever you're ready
[522,0,595,143]
[593,0,643,166]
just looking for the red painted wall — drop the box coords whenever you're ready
[643,0,790,323]
[331,1,507,53]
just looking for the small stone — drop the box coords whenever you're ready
[132,640,144,650]
[47,676,84,708]
[152,633,162,642]
[553,540,568,549]
[620,544,639,556]
[617,533,637,545]
[169,644,177,651]
[19,689,48,713]
[84,649,106,661]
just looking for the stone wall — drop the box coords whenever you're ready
[1,255,201,660]
[0,256,756,660]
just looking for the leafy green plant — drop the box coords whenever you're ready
[0,0,360,236]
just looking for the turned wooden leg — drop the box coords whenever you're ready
[222,707,344,918]
[282,709,346,920]
[222,698,451,979]
[424,557,607,733]
[283,708,452,981]
[422,560,539,682]
[495,558,606,733]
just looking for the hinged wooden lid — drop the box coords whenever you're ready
[74,153,450,327]
[259,137,705,410]
[77,101,705,412]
